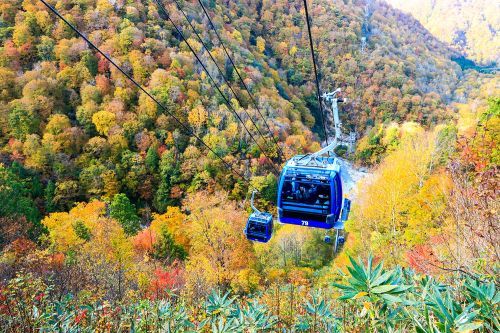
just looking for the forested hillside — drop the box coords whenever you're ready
[260,0,462,113]
[385,0,499,65]
[0,0,465,215]
[0,0,498,331]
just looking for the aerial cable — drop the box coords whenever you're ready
[153,0,280,175]
[196,0,285,163]
[303,0,329,145]
[170,0,280,164]
[38,0,248,183]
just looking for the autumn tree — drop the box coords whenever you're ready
[347,124,447,265]
[151,206,189,250]
[42,200,137,300]
[152,228,187,264]
[92,110,116,136]
[183,191,255,298]
[434,97,499,276]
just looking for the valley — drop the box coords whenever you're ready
[0,0,498,331]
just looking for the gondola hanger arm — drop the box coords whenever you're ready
[250,190,260,214]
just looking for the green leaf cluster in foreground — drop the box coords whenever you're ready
[1,257,497,332]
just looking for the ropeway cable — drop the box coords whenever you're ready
[196,0,286,162]
[38,0,250,182]
[303,0,329,145]
[171,0,282,164]
[153,0,280,175]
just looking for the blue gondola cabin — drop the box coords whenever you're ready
[277,155,344,229]
[244,211,273,243]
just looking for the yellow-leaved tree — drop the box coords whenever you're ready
[183,191,256,300]
[42,200,137,300]
[346,123,450,266]
[92,110,116,136]
[42,200,106,253]
[150,206,190,251]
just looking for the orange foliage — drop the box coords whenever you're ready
[151,207,189,251]
[148,264,185,299]
[95,74,111,95]
[50,253,65,267]
[133,228,156,253]
[406,244,441,275]
[7,238,36,257]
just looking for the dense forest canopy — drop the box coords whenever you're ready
[0,0,469,217]
[0,0,498,331]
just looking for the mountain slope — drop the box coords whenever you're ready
[0,0,467,219]
[384,0,500,65]
[253,0,462,133]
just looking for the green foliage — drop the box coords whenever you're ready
[118,25,140,53]
[0,164,41,236]
[36,36,55,61]
[154,150,181,212]
[152,227,187,264]
[485,96,500,118]
[295,290,339,332]
[424,286,483,332]
[53,180,81,210]
[8,102,39,140]
[145,145,159,171]
[1,264,496,332]
[435,124,458,164]
[78,162,107,198]
[334,144,348,158]
[332,256,498,332]
[248,173,277,210]
[0,27,14,42]
[333,256,411,304]
[463,279,499,330]
[109,193,140,235]
[202,291,278,331]
[72,220,91,241]
[81,51,98,76]
[356,130,385,165]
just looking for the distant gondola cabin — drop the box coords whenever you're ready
[244,211,273,243]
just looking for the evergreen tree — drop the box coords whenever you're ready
[72,220,91,241]
[153,150,180,212]
[152,226,187,264]
[0,164,42,239]
[109,193,140,235]
[145,146,159,172]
